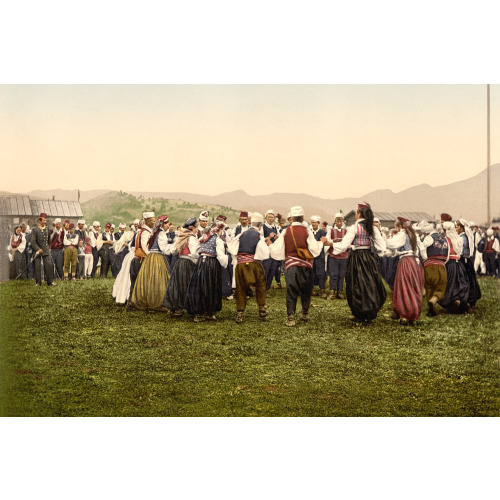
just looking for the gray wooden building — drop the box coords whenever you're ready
[343,210,437,229]
[0,195,84,230]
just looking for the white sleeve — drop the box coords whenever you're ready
[18,234,27,252]
[254,238,271,261]
[493,239,500,252]
[385,231,406,250]
[188,236,200,260]
[227,233,241,257]
[158,231,172,255]
[96,234,103,251]
[332,225,356,255]
[307,231,324,258]
[114,235,125,254]
[417,239,427,260]
[269,229,286,261]
[216,237,228,268]
[423,234,434,249]
[372,227,387,255]
[63,233,71,246]
[141,230,150,256]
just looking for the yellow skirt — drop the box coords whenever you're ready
[131,252,169,311]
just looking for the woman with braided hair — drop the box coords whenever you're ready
[386,217,425,324]
[323,202,387,323]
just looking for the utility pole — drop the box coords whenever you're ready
[487,84,491,226]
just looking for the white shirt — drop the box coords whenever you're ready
[332,220,386,256]
[269,222,324,261]
[63,233,80,247]
[227,227,271,261]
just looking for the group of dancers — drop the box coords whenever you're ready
[111,203,490,326]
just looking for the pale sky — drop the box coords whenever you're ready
[1,84,498,198]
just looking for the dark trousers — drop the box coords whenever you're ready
[114,249,128,276]
[25,252,34,279]
[312,255,327,288]
[51,248,64,279]
[99,248,110,278]
[34,254,53,285]
[109,248,118,278]
[262,258,279,290]
[77,256,85,278]
[13,251,27,279]
[91,247,99,277]
[129,258,143,301]
[483,252,496,276]
[274,260,282,284]
[327,257,348,290]
[284,266,314,315]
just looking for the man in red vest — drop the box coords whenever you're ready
[270,206,323,326]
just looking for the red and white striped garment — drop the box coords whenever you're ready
[284,255,313,270]
[237,253,257,265]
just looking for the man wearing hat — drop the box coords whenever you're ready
[309,215,328,298]
[128,212,156,305]
[89,221,101,277]
[228,212,271,323]
[21,223,34,280]
[324,211,348,300]
[270,206,323,326]
[30,213,55,286]
[262,209,280,293]
[49,218,65,280]
[63,223,79,280]
[420,217,449,316]
[97,223,114,278]
[113,223,129,275]
[482,228,499,277]
[74,220,86,279]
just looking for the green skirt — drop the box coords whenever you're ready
[131,252,169,311]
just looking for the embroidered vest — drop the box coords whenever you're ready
[426,233,448,258]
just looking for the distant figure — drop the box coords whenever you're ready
[30,213,55,287]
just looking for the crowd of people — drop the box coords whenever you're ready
[7,206,500,325]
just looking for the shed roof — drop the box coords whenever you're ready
[344,210,437,222]
[0,196,83,217]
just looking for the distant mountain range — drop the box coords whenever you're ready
[7,163,499,224]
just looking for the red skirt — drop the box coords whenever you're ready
[393,255,425,321]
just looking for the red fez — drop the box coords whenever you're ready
[358,201,370,210]
[397,216,410,227]
[69,223,75,229]
[493,226,499,230]
[440,213,452,222]
[105,223,111,228]
[239,211,248,218]
[322,221,328,226]
[158,215,169,223]
[216,215,227,222]
[64,220,70,224]
[276,213,282,219]
[39,213,47,219]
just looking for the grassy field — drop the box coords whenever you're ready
[0,276,499,417]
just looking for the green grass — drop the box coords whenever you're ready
[0,277,499,416]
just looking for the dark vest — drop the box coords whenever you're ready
[426,233,449,258]
[238,230,261,255]
[312,229,326,258]
[284,225,309,258]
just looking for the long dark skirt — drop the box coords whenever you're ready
[184,255,223,315]
[379,255,399,291]
[460,256,481,307]
[221,253,233,297]
[392,256,425,321]
[163,257,196,311]
[439,259,469,312]
[346,249,387,321]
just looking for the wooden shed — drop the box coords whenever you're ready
[343,210,437,229]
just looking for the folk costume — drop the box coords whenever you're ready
[112,230,136,304]
[184,221,229,321]
[270,206,323,326]
[482,229,499,277]
[262,210,280,291]
[129,217,153,303]
[215,215,234,299]
[163,217,200,316]
[112,224,129,276]
[30,213,54,286]
[9,228,26,279]
[457,219,481,310]
[63,226,79,279]
[131,215,171,311]
[439,220,469,314]
[385,218,425,322]
[98,224,114,278]
[89,222,101,277]
[330,205,387,322]
[325,213,348,299]
[309,215,328,298]
[50,219,65,279]
[228,212,270,323]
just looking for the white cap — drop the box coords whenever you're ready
[265,209,275,216]
[111,224,115,229]
[335,212,344,219]
[93,221,100,227]
[290,206,305,217]
[119,223,126,229]
[487,228,494,236]
[77,219,85,225]
[54,218,61,224]
[133,219,140,225]
[469,221,476,227]
[251,212,264,223]
[442,221,454,231]
[143,212,155,219]
[310,215,321,222]
[420,222,434,233]
[247,212,253,219]
[374,217,380,223]
[287,212,292,219]
[83,224,87,229]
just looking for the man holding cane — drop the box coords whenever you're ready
[30,213,55,287]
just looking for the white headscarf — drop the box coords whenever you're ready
[442,221,463,256]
